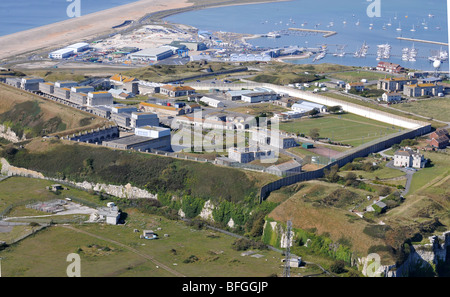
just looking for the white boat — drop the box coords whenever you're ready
[410,25,416,32]
[396,22,402,31]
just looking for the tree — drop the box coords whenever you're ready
[330,260,347,274]
[328,106,342,113]
[308,109,320,117]
[309,128,320,140]
[324,164,340,183]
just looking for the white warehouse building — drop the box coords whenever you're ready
[49,48,74,59]
[66,42,90,53]
[129,46,174,62]
[200,96,225,108]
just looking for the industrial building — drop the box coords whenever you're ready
[135,126,171,138]
[66,42,90,53]
[39,82,55,94]
[87,91,114,106]
[129,46,175,61]
[49,48,74,59]
[102,126,171,151]
[71,86,94,93]
[48,42,89,59]
[291,100,328,114]
[55,81,78,88]
[140,102,185,117]
[54,87,71,100]
[251,128,297,150]
[228,147,275,163]
[21,77,44,91]
[199,96,225,108]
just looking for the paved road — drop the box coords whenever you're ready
[385,159,416,196]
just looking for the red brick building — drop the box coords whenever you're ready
[428,129,449,149]
[376,61,405,74]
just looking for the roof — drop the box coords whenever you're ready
[375,201,387,208]
[394,149,413,156]
[140,102,180,111]
[161,85,195,92]
[407,83,438,88]
[348,82,364,86]
[130,46,174,57]
[110,74,137,83]
[380,77,412,81]
[268,160,301,172]
[384,92,402,96]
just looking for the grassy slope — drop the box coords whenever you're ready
[3,140,277,203]
[0,84,109,138]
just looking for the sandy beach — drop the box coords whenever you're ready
[0,0,192,61]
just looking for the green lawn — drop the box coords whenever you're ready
[328,71,389,82]
[390,98,450,123]
[279,113,403,147]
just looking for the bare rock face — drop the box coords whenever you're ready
[0,124,26,143]
[199,200,215,221]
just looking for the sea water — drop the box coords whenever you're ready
[165,0,449,71]
[0,0,140,37]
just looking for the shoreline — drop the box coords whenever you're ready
[0,0,291,62]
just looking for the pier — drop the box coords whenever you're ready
[396,37,448,46]
[288,28,337,38]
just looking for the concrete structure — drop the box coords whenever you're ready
[160,85,195,97]
[129,46,174,61]
[21,77,44,91]
[102,133,171,151]
[377,77,418,92]
[140,102,185,117]
[241,91,278,103]
[135,126,170,138]
[54,87,71,100]
[68,126,119,143]
[251,128,297,149]
[97,204,121,225]
[111,106,137,114]
[200,96,225,108]
[5,77,21,88]
[382,92,402,102]
[403,83,444,97]
[131,112,159,128]
[376,61,405,73]
[228,147,275,163]
[71,86,94,93]
[111,113,131,128]
[367,201,387,212]
[39,82,54,94]
[90,106,112,118]
[66,42,90,53]
[267,160,302,177]
[87,91,114,106]
[55,81,78,88]
[70,92,88,105]
[394,148,426,168]
[48,48,74,59]
[108,88,135,99]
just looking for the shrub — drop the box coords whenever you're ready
[330,260,347,274]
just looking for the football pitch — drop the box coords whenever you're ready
[279,113,404,147]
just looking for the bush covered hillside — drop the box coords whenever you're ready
[1,143,267,203]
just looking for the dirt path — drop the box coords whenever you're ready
[61,225,185,277]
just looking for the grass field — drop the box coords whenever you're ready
[390,98,450,123]
[0,211,285,277]
[328,71,390,82]
[0,177,104,218]
[279,113,403,147]
[227,103,289,116]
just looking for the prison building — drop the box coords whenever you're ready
[87,91,114,106]
[21,77,44,91]
[54,87,72,100]
[139,102,185,117]
[39,82,55,94]
[160,85,196,97]
[70,92,88,105]
[377,77,418,92]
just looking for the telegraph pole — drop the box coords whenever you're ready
[448,0,450,75]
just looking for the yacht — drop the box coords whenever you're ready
[396,22,402,31]
[410,25,416,32]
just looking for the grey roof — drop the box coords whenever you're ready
[268,160,301,172]
[104,135,155,145]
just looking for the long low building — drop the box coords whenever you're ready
[129,46,174,62]
[102,126,171,151]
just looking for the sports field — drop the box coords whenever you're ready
[279,113,403,147]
